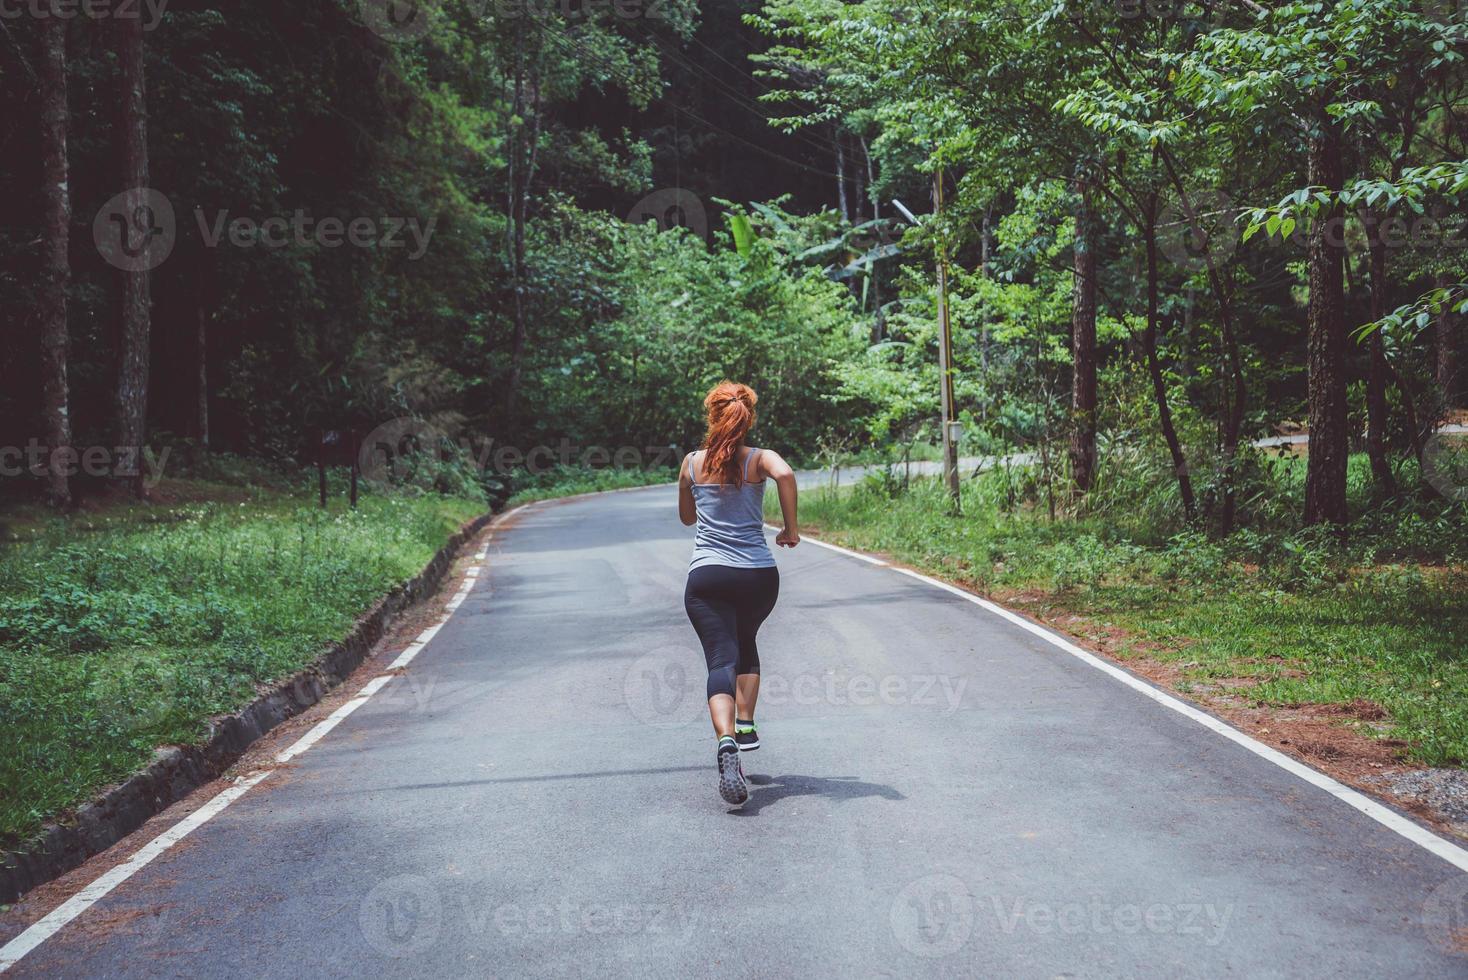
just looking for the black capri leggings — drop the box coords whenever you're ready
[683,565,780,701]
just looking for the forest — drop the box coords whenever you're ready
[3,0,1468,858]
[2,0,1463,527]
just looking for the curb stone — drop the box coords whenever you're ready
[0,509,496,904]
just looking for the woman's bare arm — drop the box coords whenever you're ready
[678,453,698,526]
[758,450,799,547]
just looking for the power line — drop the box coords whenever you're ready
[683,31,776,94]
[543,22,838,170]
[649,35,844,160]
[529,20,846,181]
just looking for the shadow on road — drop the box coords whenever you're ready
[387,766,709,790]
[731,773,905,816]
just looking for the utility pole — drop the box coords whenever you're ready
[893,180,962,511]
[932,170,961,510]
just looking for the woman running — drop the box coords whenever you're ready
[679,381,800,806]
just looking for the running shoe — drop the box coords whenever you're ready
[716,736,749,805]
[734,720,760,752]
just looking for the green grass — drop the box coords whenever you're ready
[779,466,1468,765]
[0,480,482,847]
[506,464,676,505]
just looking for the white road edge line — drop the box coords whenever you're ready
[852,545,1468,873]
[17,488,1456,972]
[778,510,1468,873]
[482,489,1468,871]
[0,770,271,971]
[0,506,534,974]
[275,674,393,763]
[388,641,427,671]
[524,490,1465,871]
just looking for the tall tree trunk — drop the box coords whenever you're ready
[835,127,850,224]
[1214,272,1246,534]
[1363,208,1395,497]
[195,264,210,449]
[861,136,884,342]
[504,42,524,416]
[1143,198,1196,521]
[1384,357,1426,466]
[980,206,992,375]
[1158,150,1244,530]
[114,14,151,499]
[1069,174,1098,497]
[504,39,543,418]
[1303,125,1349,525]
[1437,270,1460,408]
[39,10,72,508]
[869,263,884,345]
[861,135,878,222]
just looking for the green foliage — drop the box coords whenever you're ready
[517,198,870,459]
[786,463,1468,763]
[0,484,482,845]
[749,0,1467,533]
[728,212,756,256]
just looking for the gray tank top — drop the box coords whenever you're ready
[688,449,776,570]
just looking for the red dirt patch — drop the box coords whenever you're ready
[1323,698,1389,722]
[66,901,176,941]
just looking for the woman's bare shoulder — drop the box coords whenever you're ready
[754,448,793,479]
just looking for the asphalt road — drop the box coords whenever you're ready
[7,485,1468,977]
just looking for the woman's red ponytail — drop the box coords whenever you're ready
[701,381,758,485]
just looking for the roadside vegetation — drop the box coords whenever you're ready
[782,457,1468,765]
[0,468,483,847]
[0,450,700,846]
